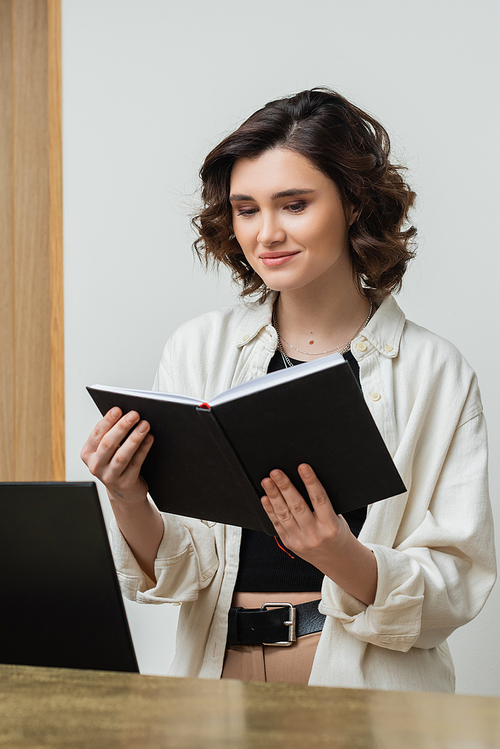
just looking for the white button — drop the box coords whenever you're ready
[371,392,381,402]
[242,334,250,341]
[384,344,393,353]
[357,341,367,352]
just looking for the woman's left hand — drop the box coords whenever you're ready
[261,463,349,567]
[261,463,378,605]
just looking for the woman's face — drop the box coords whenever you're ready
[229,148,355,294]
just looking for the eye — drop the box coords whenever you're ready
[285,201,306,213]
[236,207,259,217]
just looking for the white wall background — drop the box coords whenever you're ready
[62,0,500,695]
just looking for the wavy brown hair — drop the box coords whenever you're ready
[193,88,416,299]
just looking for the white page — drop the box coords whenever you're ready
[89,384,201,406]
[90,352,345,408]
[210,352,344,406]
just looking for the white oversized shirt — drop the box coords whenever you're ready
[111,294,496,692]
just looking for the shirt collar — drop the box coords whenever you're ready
[236,294,276,348]
[236,292,406,357]
[353,293,406,358]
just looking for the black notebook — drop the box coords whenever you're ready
[88,353,405,535]
[0,482,138,673]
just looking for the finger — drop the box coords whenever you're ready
[87,416,148,481]
[297,464,337,522]
[261,471,309,529]
[118,432,155,483]
[122,425,154,474]
[260,476,295,529]
[81,407,123,459]
[95,411,141,460]
[105,419,151,478]
[260,494,297,547]
[261,493,283,533]
[270,469,316,527]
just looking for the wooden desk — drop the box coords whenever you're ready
[1,663,499,748]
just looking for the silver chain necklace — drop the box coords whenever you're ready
[273,301,374,368]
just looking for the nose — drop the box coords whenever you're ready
[257,212,286,246]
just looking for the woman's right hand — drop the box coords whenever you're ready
[80,407,154,506]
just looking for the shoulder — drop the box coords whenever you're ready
[373,294,476,376]
[403,318,469,361]
[165,297,271,354]
[397,307,482,424]
[170,304,248,340]
[367,295,482,423]
[154,297,273,396]
[402,317,475,382]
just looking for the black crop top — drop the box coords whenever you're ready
[234,349,367,592]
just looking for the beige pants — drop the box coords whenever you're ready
[221,591,322,684]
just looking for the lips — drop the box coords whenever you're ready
[260,251,300,266]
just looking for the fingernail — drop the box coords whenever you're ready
[270,469,282,479]
[127,411,138,423]
[138,421,149,433]
[300,464,311,477]
[110,407,120,418]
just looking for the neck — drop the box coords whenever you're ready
[274,273,371,360]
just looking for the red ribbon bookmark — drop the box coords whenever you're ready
[198,402,210,410]
[274,536,295,559]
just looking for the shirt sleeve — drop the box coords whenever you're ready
[110,326,224,605]
[110,510,219,604]
[319,411,496,651]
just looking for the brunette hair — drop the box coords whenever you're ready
[193,88,416,298]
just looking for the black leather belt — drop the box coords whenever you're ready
[227,599,325,647]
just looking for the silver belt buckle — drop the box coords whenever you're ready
[261,602,296,647]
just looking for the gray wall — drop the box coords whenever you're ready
[62,0,500,694]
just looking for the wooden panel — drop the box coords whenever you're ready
[48,0,64,480]
[0,0,15,480]
[0,0,64,480]
[12,0,52,479]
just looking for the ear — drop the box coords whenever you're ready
[346,203,359,227]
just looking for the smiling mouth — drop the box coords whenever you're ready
[260,251,300,266]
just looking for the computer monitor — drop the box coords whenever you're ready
[0,482,138,672]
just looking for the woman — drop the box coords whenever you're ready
[81,88,496,691]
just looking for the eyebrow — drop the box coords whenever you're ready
[229,188,315,202]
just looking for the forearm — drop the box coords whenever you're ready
[315,517,378,606]
[81,407,163,579]
[261,465,378,606]
[109,493,164,582]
